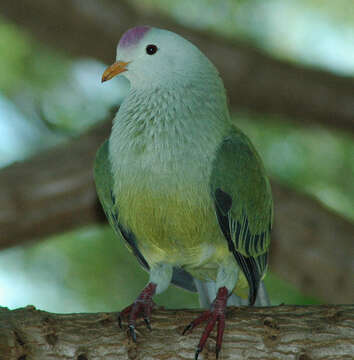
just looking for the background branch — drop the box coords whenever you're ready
[0,119,353,303]
[0,305,353,359]
[0,0,354,132]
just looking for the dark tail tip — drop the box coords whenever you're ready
[248,280,260,306]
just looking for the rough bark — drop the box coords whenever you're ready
[0,305,353,360]
[1,120,353,304]
[1,0,354,132]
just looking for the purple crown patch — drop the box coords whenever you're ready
[119,26,151,48]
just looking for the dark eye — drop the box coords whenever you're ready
[146,44,158,55]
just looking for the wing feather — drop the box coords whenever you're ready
[211,129,273,304]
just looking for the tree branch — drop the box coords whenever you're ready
[0,305,353,359]
[1,0,354,132]
[271,184,354,304]
[0,120,353,303]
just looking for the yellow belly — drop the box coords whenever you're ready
[115,183,251,298]
[115,183,225,268]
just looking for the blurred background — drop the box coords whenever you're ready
[0,0,353,313]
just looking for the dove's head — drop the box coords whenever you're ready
[102,26,220,90]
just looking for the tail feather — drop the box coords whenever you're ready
[254,281,270,306]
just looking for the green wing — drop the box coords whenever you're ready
[210,128,273,304]
[94,140,197,292]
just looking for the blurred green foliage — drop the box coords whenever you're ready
[0,20,69,96]
[0,0,353,312]
[136,0,354,74]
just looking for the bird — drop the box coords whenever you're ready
[95,26,273,359]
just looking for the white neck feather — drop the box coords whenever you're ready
[109,80,230,191]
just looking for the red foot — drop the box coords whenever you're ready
[118,282,157,342]
[183,286,228,359]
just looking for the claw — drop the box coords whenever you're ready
[129,325,137,342]
[195,347,201,360]
[118,304,133,329]
[184,287,228,359]
[215,346,221,359]
[182,310,211,336]
[117,282,157,341]
[144,317,152,330]
[182,322,194,335]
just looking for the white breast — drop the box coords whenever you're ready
[109,86,229,196]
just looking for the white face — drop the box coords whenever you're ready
[115,28,215,89]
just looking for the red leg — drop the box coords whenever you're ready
[183,286,228,359]
[118,282,157,342]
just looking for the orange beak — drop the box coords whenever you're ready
[101,61,130,82]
